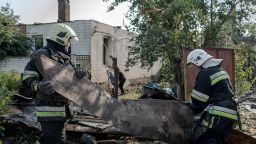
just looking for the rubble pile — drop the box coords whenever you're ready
[237,88,256,138]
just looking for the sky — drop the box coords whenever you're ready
[0,0,129,27]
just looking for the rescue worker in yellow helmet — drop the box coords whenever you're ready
[22,23,86,144]
[187,49,237,144]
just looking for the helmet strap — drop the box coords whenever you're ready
[64,44,71,54]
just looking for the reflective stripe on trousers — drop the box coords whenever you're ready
[36,111,66,117]
[36,106,66,117]
[205,105,238,120]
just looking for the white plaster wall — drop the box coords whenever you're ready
[90,21,162,83]
[0,57,30,73]
[0,20,161,83]
[26,21,91,55]
[69,20,91,55]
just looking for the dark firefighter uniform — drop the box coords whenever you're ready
[190,66,237,144]
[118,71,126,95]
[22,39,86,144]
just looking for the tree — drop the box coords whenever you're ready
[232,23,256,96]
[0,71,21,135]
[199,0,256,47]
[104,0,256,99]
[0,3,32,60]
[234,44,256,96]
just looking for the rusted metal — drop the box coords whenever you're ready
[37,55,194,144]
[3,105,41,131]
[227,129,256,144]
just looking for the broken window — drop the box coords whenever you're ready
[103,37,112,66]
[33,35,43,50]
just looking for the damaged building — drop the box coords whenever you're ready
[0,0,161,84]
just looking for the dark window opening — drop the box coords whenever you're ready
[103,37,111,65]
[33,35,43,50]
[76,63,81,68]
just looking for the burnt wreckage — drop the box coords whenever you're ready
[2,55,256,144]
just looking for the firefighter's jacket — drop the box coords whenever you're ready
[190,66,237,120]
[22,40,74,107]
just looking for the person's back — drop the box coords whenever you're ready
[187,49,237,144]
[191,66,235,111]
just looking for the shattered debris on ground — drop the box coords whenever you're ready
[236,88,256,138]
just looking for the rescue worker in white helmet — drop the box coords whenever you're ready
[22,23,87,144]
[187,49,237,144]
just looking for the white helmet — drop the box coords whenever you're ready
[47,23,78,46]
[187,49,213,66]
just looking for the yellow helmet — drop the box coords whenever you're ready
[47,23,78,46]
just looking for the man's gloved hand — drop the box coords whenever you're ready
[75,68,86,79]
[32,81,54,95]
[184,102,192,107]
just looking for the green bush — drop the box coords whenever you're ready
[235,45,256,96]
[0,71,21,135]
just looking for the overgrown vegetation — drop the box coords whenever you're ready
[233,24,256,96]
[104,0,256,97]
[0,71,21,135]
[235,45,256,96]
[0,3,32,60]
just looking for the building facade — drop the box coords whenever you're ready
[0,20,161,83]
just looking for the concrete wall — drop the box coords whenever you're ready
[0,57,30,73]
[0,20,161,84]
[90,21,161,83]
[26,21,91,55]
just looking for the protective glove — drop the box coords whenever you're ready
[32,81,54,95]
[180,101,193,110]
[75,68,86,79]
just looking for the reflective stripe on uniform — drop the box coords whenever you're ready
[23,70,39,80]
[206,105,238,120]
[209,116,215,128]
[210,71,230,85]
[191,89,209,102]
[36,106,66,117]
[36,111,66,117]
[36,106,65,112]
